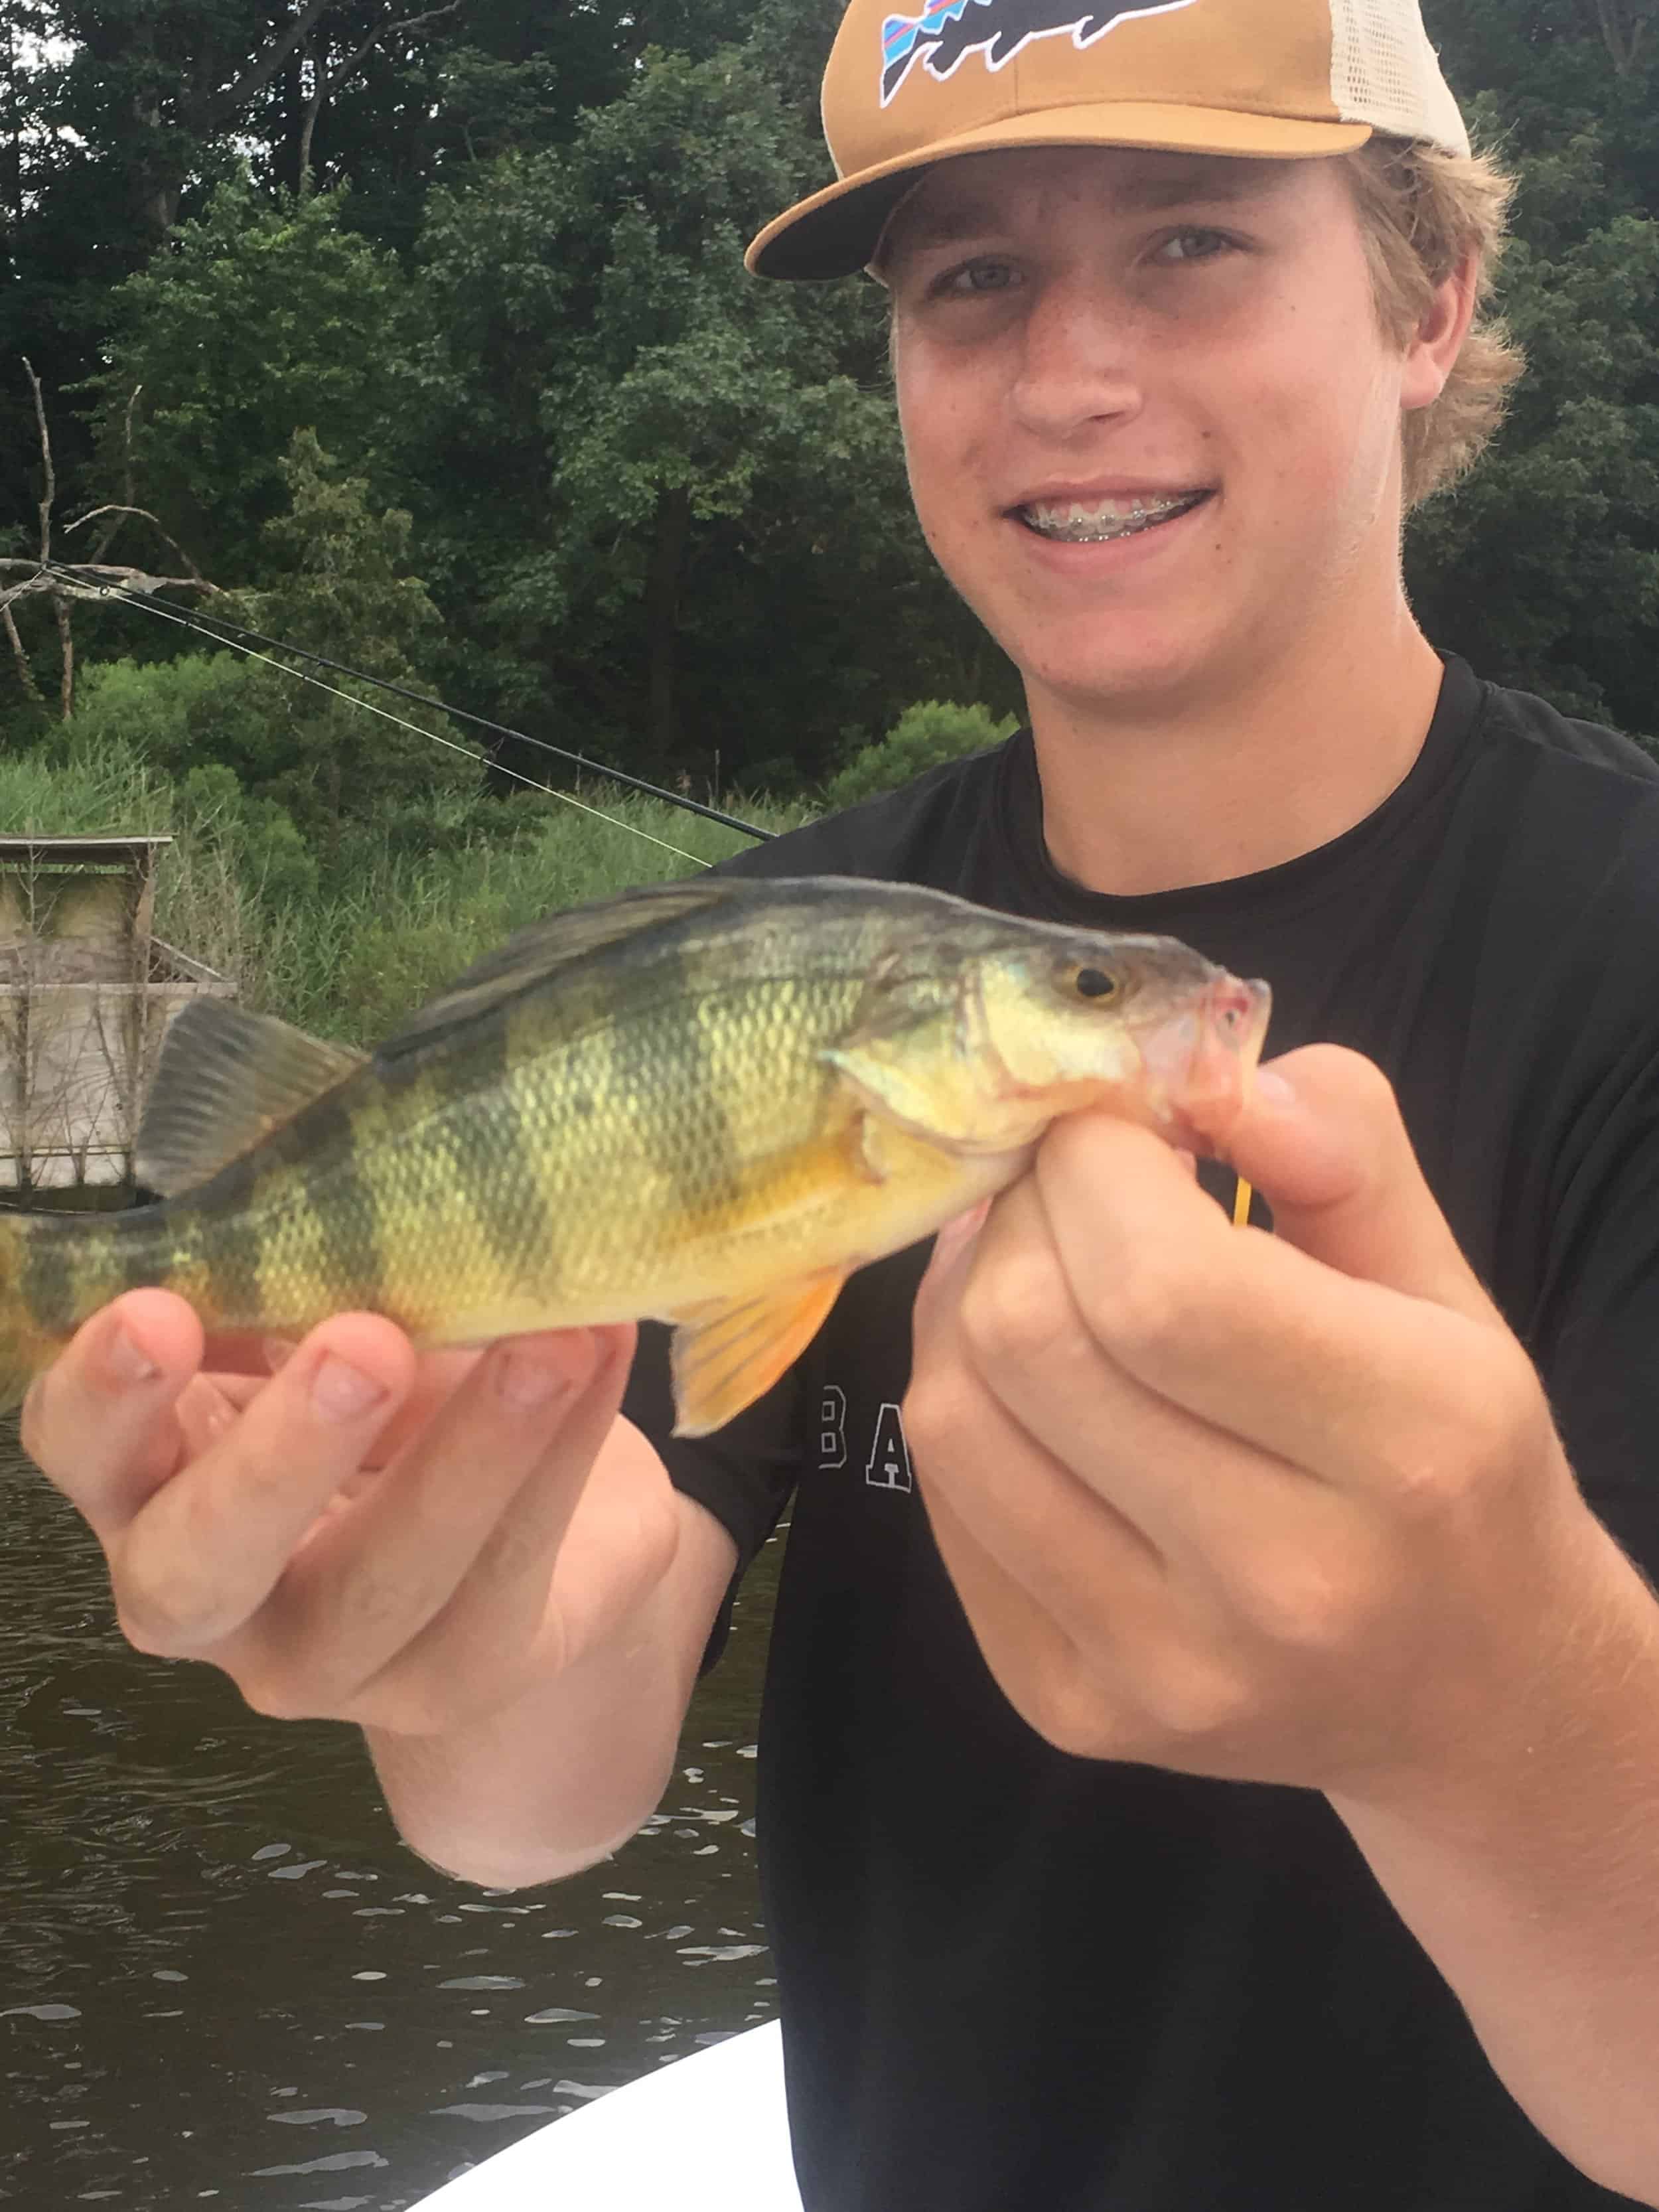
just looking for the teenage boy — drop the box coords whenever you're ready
[23,1,1659,2205]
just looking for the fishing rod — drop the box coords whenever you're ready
[40,561,774,845]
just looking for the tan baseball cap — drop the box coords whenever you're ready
[747,0,1470,279]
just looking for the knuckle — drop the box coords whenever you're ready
[1238,1549,1361,1653]
[1089,1260,1187,1363]
[1141,1654,1253,1745]
[113,1548,222,1657]
[238,1668,332,1724]
[1025,1665,1116,1760]
[960,1251,1073,1366]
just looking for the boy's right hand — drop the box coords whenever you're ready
[19,1289,664,1737]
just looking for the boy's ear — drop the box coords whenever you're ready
[1401,249,1479,414]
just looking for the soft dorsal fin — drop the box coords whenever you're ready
[375,877,737,1063]
[137,999,366,1197]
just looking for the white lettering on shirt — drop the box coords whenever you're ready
[865,1401,914,1493]
[819,1384,847,1469]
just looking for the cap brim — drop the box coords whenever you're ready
[746,103,1372,281]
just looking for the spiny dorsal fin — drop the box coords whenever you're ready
[375,877,737,1063]
[137,999,366,1197]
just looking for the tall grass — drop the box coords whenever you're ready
[0,740,813,1045]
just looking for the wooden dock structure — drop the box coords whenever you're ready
[0,834,230,1195]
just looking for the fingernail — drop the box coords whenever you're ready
[1254,1068,1296,1108]
[108,1325,160,1386]
[496,1335,590,1409]
[311,1353,388,1423]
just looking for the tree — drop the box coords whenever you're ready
[87,177,409,579]
[1407,7,1658,739]
[404,35,995,787]
[227,429,475,860]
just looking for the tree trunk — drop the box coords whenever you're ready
[646,484,691,766]
[1583,0,1651,72]
[53,592,74,721]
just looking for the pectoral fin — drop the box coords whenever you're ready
[667,1271,847,1437]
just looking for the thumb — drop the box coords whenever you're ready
[1228,1045,1499,1323]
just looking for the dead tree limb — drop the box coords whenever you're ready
[2,601,41,702]
[66,504,212,588]
[0,561,222,611]
[87,388,146,563]
[6,366,220,709]
[21,355,73,719]
[298,0,463,188]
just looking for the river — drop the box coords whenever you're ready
[0,1424,780,2209]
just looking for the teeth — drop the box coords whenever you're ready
[1020,492,1202,543]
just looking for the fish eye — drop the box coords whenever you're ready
[1074,966,1118,1001]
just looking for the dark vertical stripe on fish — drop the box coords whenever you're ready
[20,1213,79,1333]
[196,1149,268,1325]
[441,1012,553,1286]
[613,938,737,1223]
[292,1089,384,1306]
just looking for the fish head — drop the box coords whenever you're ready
[970,926,1271,1155]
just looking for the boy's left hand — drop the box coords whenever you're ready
[906,1045,1622,1803]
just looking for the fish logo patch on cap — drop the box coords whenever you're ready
[880,0,1202,107]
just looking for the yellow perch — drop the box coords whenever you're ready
[0,875,1269,1434]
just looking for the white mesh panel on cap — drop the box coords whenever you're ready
[1329,0,1471,155]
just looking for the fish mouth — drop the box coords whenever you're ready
[1140,974,1272,1155]
[1013,489,1212,545]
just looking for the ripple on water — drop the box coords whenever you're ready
[4,1431,784,2209]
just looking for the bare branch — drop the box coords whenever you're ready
[21,356,72,718]
[21,354,52,563]
[0,562,223,612]
[199,0,338,136]
[2,601,41,702]
[53,588,72,719]
[299,0,464,188]
[66,502,210,586]
[88,388,146,562]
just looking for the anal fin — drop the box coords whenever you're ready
[668,1271,846,1438]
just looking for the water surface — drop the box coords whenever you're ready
[1,1430,779,2208]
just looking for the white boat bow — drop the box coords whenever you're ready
[412,2019,803,2209]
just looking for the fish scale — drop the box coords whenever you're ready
[0,876,1269,1434]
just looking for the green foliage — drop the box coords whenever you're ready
[229,431,477,854]
[0,0,1650,808]
[88,179,411,577]
[824,700,1019,810]
[62,652,269,782]
[1405,119,1659,737]
[403,34,988,784]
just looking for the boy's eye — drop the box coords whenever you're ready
[1154,227,1234,265]
[932,256,1019,298]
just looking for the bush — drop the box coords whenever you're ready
[66,653,273,780]
[823,700,1017,811]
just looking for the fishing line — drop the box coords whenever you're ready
[41,561,773,844]
[47,569,730,868]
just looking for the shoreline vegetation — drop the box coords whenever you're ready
[0,735,814,1049]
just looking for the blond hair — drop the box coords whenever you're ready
[1340,135,1525,509]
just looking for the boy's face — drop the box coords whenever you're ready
[882,145,1451,723]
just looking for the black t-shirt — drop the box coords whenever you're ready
[621,656,1659,2211]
